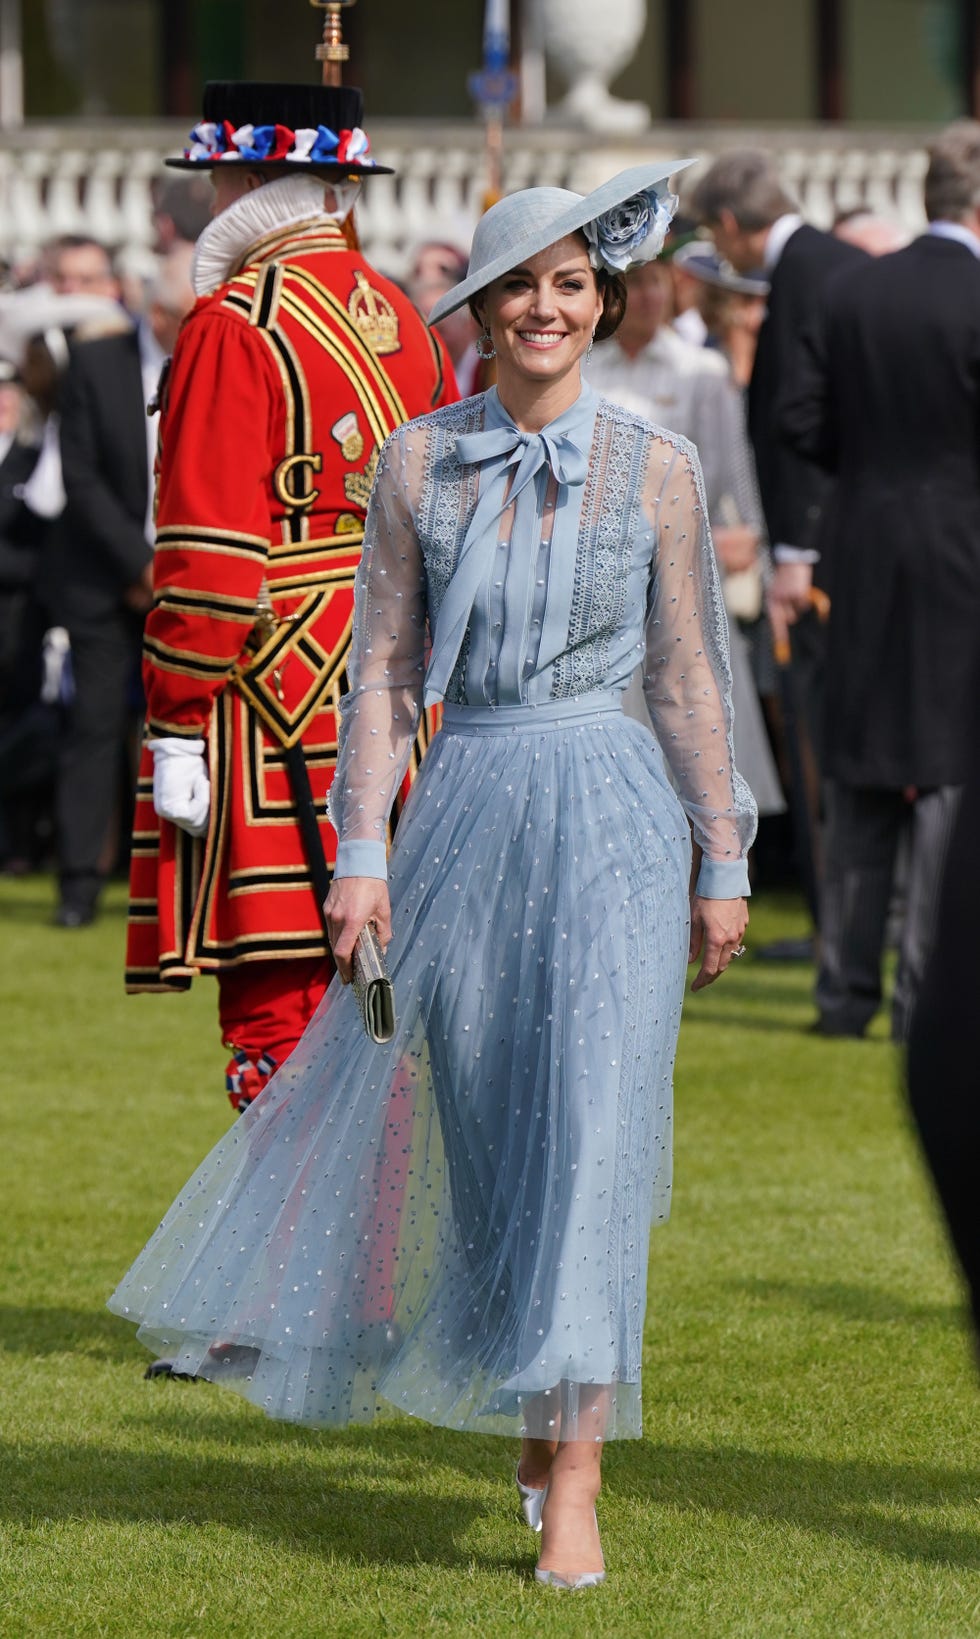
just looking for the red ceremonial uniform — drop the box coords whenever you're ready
[127,216,457,1090]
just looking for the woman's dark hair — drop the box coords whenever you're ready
[467,266,627,342]
[593,269,627,341]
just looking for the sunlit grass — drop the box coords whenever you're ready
[1,878,976,1638]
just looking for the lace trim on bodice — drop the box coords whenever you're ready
[415,394,488,704]
[552,397,648,700]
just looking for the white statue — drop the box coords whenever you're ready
[537,0,650,133]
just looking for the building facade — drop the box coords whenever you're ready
[9,0,980,126]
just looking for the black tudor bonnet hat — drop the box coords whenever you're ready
[167,81,393,176]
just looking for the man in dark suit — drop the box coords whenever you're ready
[779,120,980,1039]
[689,152,867,951]
[690,151,866,645]
[0,368,49,868]
[0,366,46,709]
[53,247,194,925]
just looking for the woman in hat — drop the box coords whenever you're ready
[672,243,770,390]
[110,164,756,1590]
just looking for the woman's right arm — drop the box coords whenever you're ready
[640,435,757,894]
[326,430,427,978]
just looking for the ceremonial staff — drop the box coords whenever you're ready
[311,0,361,249]
[239,0,361,932]
[466,1,516,390]
[468,0,517,211]
[311,0,355,87]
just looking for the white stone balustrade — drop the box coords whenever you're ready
[0,121,932,278]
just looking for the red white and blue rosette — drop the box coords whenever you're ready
[183,121,379,170]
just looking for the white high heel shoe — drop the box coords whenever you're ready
[515,1463,547,1532]
[534,1506,605,1590]
[534,1568,606,1590]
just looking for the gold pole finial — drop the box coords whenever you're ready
[309,0,356,87]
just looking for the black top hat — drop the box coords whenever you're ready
[166,81,393,176]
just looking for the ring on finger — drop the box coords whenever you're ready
[730,943,747,959]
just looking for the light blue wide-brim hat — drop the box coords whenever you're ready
[671,240,770,297]
[428,158,697,325]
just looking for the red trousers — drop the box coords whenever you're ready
[218,955,332,1109]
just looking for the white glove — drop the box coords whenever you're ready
[148,737,211,838]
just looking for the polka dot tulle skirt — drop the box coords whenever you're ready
[109,700,691,1440]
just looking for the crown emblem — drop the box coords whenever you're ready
[343,448,379,511]
[348,271,400,355]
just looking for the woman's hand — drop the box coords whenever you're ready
[324,876,392,984]
[688,895,749,991]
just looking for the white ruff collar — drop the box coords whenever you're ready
[191,175,355,296]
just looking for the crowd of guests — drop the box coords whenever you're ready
[3,127,979,1069]
[0,181,208,922]
[0,201,477,920]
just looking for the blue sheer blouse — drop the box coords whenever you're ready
[329,385,756,897]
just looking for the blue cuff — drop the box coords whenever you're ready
[696,857,751,898]
[333,840,388,880]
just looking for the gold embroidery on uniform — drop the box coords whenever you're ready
[249,262,284,329]
[343,450,378,511]
[188,694,233,960]
[334,513,362,536]
[230,219,346,276]
[273,451,324,513]
[347,270,400,354]
[331,412,364,463]
[275,289,397,447]
[252,325,312,545]
[267,536,364,570]
[157,522,268,548]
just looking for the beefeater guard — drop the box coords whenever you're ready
[127,51,458,1110]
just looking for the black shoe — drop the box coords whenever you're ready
[755,935,815,963]
[54,901,96,928]
[145,1358,199,1382]
[807,1017,866,1040]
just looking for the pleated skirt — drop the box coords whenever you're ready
[109,694,692,1440]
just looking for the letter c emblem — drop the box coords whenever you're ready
[273,451,323,513]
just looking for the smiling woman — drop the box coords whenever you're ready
[467,236,608,428]
[109,160,757,1597]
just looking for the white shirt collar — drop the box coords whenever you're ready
[137,316,167,379]
[927,219,980,260]
[763,213,804,272]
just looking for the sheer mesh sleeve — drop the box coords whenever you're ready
[641,435,758,897]
[328,428,427,880]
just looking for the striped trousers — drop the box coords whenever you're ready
[816,781,961,1041]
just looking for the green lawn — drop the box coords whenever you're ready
[1,877,977,1639]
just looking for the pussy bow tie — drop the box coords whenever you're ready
[423,423,589,705]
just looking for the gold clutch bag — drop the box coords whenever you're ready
[351,924,396,1043]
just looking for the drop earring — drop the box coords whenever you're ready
[475,329,496,360]
[586,327,597,362]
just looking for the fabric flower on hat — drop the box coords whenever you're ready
[288,125,340,164]
[336,128,374,166]
[185,120,234,162]
[229,123,294,163]
[583,183,678,274]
